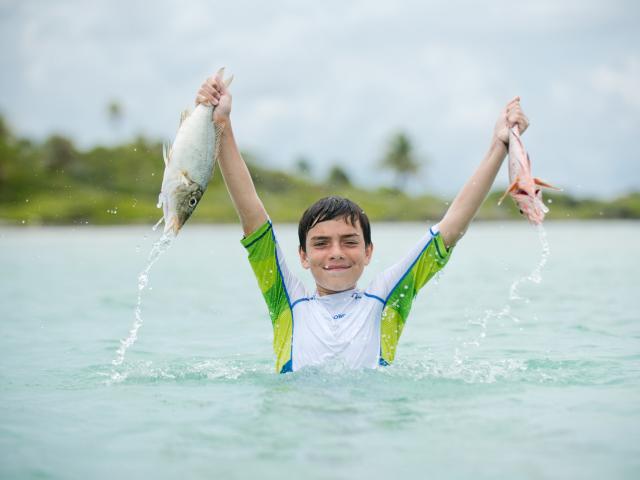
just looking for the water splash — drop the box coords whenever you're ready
[102,358,272,385]
[509,224,549,300]
[385,357,529,384]
[455,224,550,363]
[112,231,174,367]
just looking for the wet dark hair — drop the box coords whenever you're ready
[298,196,371,251]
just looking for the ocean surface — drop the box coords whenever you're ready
[1,221,638,479]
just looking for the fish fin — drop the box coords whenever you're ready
[224,74,234,88]
[152,216,164,231]
[498,178,519,205]
[162,143,170,165]
[179,109,190,127]
[180,170,194,186]
[534,178,561,190]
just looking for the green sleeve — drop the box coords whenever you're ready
[241,221,293,373]
[380,232,452,365]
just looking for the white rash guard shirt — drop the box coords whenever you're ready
[241,221,452,373]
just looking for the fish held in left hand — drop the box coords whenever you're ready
[155,68,233,235]
[498,125,559,224]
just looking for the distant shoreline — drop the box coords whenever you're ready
[1,218,639,229]
[2,121,639,224]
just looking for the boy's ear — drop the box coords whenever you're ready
[298,245,310,269]
[364,243,374,266]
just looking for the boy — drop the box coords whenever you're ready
[196,70,529,373]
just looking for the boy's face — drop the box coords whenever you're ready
[299,217,373,296]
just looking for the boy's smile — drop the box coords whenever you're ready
[299,218,373,296]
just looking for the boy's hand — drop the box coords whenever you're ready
[195,68,232,125]
[493,96,529,146]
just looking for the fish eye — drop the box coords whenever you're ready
[189,197,198,207]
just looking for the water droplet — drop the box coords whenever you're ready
[547,198,553,204]
[21,220,25,224]
[25,198,29,203]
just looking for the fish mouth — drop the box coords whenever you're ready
[515,196,547,225]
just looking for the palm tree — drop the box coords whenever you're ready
[294,156,312,177]
[380,132,421,191]
[327,165,351,187]
[107,100,123,130]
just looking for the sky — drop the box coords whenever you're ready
[1,0,639,198]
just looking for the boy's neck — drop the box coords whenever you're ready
[315,285,358,297]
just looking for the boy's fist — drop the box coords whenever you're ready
[494,96,529,146]
[195,67,233,125]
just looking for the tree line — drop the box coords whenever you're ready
[0,112,639,225]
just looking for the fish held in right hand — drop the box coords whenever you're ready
[498,125,560,224]
[155,68,234,235]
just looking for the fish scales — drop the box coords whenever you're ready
[170,105,219,188]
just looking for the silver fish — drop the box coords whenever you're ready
[155,68,233,234]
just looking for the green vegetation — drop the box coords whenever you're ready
[0,114,638,226]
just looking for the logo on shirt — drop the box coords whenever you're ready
[333,313,346,320]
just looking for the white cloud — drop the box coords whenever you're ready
[591,56,640,108]
[1,0,639,196]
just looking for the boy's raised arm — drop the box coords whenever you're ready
[196,70,268,236]
[438,97,529,249]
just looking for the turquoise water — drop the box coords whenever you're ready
[1,221,639,479]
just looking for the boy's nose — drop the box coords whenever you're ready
[329,245,345,259]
